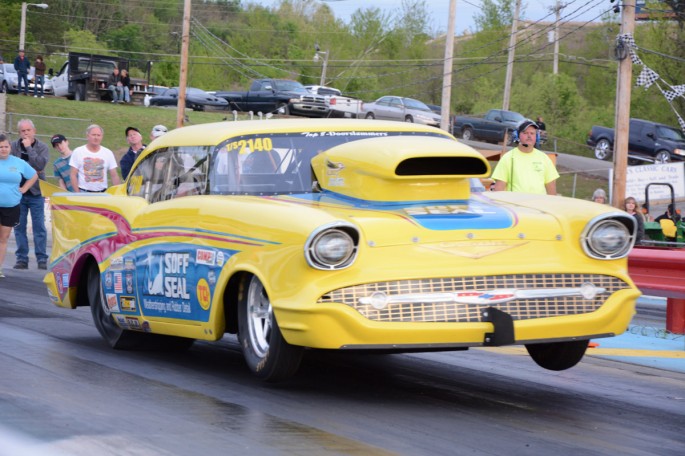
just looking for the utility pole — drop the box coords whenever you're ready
[502,0,522,110]
[553,1,561,74]
[440,0,457,132]
[176,0,191,128]
[612,0,636,207]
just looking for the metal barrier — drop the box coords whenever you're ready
[628,246,685,334]
[4,112,91,144]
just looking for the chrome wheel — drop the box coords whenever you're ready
[594,139,612,160]
[654,150,670,164]
[462,127,473,141]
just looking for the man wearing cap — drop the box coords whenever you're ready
[491,119,559,195]
[120,127,146,180]
[51,135,75,191]
[150,124,168,141]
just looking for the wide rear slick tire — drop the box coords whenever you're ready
[237,275,303,382]
[87,263,194,351]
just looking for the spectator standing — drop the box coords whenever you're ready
[536,116,546,131]
[492,120,559,195]
[0,133,38,278]
[107,68,122,103]
[592,188,607,204]
[70,125,121,192]
[623,196,645,244]
[150,124,168,141]
[13,49,31,96]
[51,134,75,191]
[120,127,146,180]
[10,119,50,270]
[120,69,132,103]
[33,55,46,98]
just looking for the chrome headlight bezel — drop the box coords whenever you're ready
[581,212,635,260]
[305,222,360,270]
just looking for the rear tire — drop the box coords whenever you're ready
[365,112,375,119]
[237,275,303,382]
[74,83,86,102]
[461,127,473,141]
[87,263,194,351]
[525,340,589,371]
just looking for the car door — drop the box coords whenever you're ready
[124,148,216,324]
[628,120,653,157]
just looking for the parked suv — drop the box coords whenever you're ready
[587,118,685,163]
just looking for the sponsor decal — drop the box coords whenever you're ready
[207,269,217,286]
[216,251,225,267]
[115,315,128,327]
[196,249,216,266]
[110,257,124,271]
[105,272,112,288]
[113,273,123,293]
[142,321,151,332]
[125,317,141,330]
[106,293,119,312]
[197,278,211,310]
[120,296,137,312]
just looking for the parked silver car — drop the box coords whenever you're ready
[363,96,441,126]
[0,64,53,95]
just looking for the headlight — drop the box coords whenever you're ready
[305,223,359,270]
[581,213,635,259]
[673,148,685,156]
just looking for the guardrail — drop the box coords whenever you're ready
[628,246,685,334]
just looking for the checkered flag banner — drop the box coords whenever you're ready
[636,66,659,89]
[676,112,685,135]
[617,33,641,65]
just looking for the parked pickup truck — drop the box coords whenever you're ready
[305,85,363,118]
[215,79,328,117]
[452,109,525,143]
[587,118,685,164]
[51,52,151,102]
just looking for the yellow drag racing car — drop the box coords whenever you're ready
[43,119,640,381]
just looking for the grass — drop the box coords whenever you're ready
[4,94,607,200]
[5,95,231,163]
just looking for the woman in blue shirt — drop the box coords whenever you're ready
[0,133,37,277]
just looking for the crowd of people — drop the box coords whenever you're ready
[0,120,168,278]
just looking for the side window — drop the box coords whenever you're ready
[171,147,210,199]
[126,150,173,203]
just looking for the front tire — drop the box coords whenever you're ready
[405,115,414,123]
[365,112,375,119]
[277,102,289,115]
[525,340,589,371]
[594,138,612,160]
[654,150,671,164]
[237,275,303,382]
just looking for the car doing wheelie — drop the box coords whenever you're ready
[43,119,640,382]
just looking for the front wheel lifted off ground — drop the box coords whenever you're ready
[237,275,303,382]
[525,340,589,371]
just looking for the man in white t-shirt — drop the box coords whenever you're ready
[70,124,121,192]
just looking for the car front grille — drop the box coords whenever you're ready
[300,95,326,105]
[317,274,629,323]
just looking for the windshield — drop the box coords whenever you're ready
[656,125,685,141]
[3,64,17,74]
[502,112,525,122]
[404,98,432,112]
[272,80,307,93]
[209,131,449,195]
